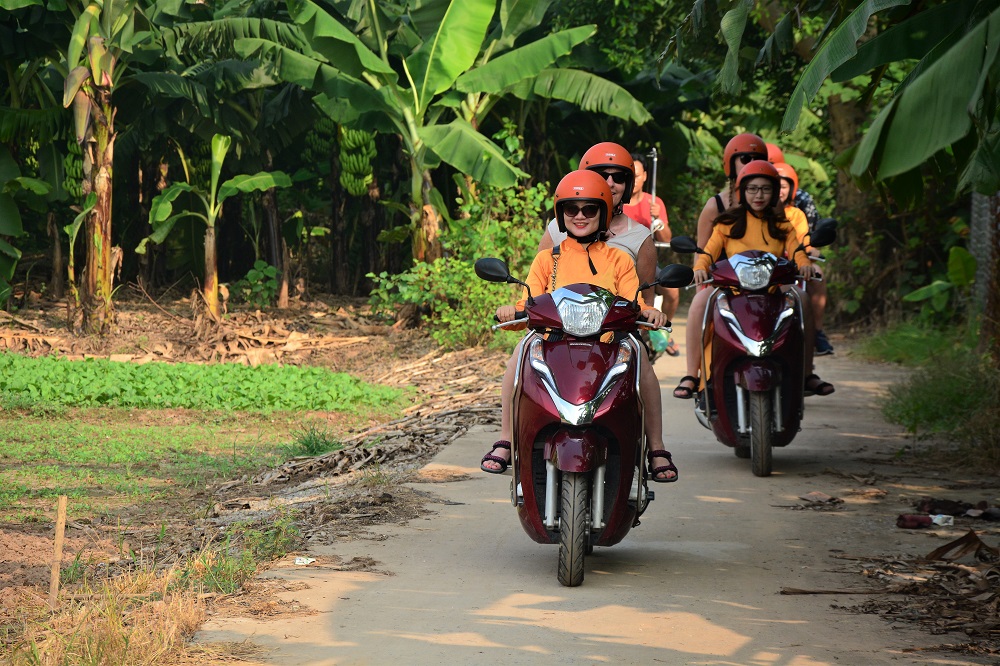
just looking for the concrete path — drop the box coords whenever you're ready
[197,326,989,665]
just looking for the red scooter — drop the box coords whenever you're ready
[475,258,693,586]
[670,219,836,477]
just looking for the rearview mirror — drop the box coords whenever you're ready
[669,236,700,254]
[474,258,512,283]
[810,218,838,248]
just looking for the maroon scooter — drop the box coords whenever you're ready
[671,219,836,477]
[475,258,693,586]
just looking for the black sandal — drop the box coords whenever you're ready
[480,440,512,474]
[804,373,835,397]
[647,449,679,483]
[673,375,699,399]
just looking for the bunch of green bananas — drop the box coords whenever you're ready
[187,140,211,186]
[62,138,83,200]
[338,127,376,197]
[303,117,336,165]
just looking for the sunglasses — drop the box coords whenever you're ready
[737,153,766,165]
[563,203,601,218]
[594,169,629,184]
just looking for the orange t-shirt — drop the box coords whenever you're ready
[695,211,812,273]
[517,239,650,311]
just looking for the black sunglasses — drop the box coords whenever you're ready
[594,169,629,184]
[737,152,766,165]
[563,203,601,218]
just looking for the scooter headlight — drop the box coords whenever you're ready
[555,292,610,337]
[733,254,776,290]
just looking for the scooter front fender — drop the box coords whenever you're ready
[545,428,607,473]
[732,359,780,392]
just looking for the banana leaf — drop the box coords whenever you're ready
[782,0,912,132]
[454,26,595,94]
[716,0,752,95]
[419,119,527,187]
[508,68,653,125]
[851,7,1000,180]
[404,0,495,111]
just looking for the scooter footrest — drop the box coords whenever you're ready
[647,491,655,502]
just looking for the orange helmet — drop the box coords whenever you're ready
[554,169,613,233]
[773,162,798,205]
[766,142,785,163]
[735,160,780,207]
[723,132,767,178]
[580,141,635,207]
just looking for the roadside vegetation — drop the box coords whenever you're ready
[0,359,408,663]
[857,318,1000,470]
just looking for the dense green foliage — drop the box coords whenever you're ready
[0,353,404,412]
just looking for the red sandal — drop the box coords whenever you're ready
[480,441,511,474]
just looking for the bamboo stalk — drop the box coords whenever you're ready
[49,495,68,611]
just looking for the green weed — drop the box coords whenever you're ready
[0,353,405,412]
[282,424,342,457]
[853,320,977,367]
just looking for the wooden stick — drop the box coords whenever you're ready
[49,495,68,611]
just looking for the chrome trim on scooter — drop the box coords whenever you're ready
[718,306,795,357]
[545,460,558,529]
[592,465,606,530]
[774,385,783,432]
[735,384,748,434]
[529,338,631,426]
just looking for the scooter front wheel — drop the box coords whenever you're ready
[749,391,774,477]
[557,472,589,587]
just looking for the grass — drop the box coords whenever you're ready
[860,318,1000,470]
[0,351,411,663]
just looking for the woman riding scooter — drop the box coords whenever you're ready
[675,160,834,399]
[481,169,679,483]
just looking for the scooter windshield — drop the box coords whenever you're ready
[552,286,615,337]
[729,253,777,290]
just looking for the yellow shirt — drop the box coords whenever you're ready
[785,205,813,252]
[695,211,812,273]
[518,239,650,311]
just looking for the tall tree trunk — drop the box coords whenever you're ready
[330,147,349,294]
[979,192,1000,366]
[261,187,286,307]
[82,94,115,335]
[414,169,442,262]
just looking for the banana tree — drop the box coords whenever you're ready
[62,0,150,334]
[136,134,292,320]
[236,0,650,262]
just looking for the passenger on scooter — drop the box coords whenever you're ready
[672,160,834,399]
[674,133,767,398]
[481,169,679,483]
[770,154,834,356]
[539,143,657,309]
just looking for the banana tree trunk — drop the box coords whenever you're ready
[47,213,64,299]
[204,224,220,321]
[412,168,441,263]
[82,93,115,335]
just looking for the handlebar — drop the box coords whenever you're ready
[491,317,529,331]
[654,242,671,250]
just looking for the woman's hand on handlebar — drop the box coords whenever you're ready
[798,263,821,281]
[693,268,710,285]
[495,305,518,323]
[641,309,668,328]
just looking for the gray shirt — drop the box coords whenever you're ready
[546,217,650,264]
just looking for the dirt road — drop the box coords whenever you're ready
[197,330,994,665]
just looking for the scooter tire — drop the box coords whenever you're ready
[557,472,589,587]
[749,391,774,477]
